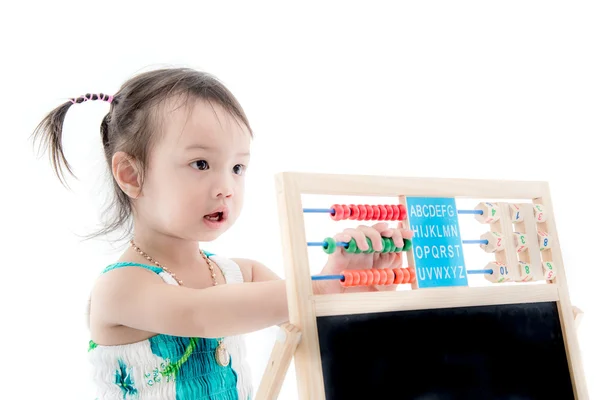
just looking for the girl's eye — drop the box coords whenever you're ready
[233,164,246,175]
[191,160,209,170]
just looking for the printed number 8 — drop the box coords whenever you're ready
[525,265,530,274]
[543,238,548,246]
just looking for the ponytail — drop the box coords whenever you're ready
[31,93,114,186]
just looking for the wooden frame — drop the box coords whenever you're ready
[256,172,588,399]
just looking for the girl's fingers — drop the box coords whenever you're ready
[333,233,352,244]
[369,222,390,233]
[401,228,414,239]
[355,225,385,251]
[342,228,369,251]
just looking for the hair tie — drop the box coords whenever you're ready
[69,93,114,104]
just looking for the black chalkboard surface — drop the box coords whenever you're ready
[316,301,573,400]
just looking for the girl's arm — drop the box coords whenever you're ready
[91,267,291,339]
[232,258,281,283]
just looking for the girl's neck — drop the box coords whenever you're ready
[129,229,206,272]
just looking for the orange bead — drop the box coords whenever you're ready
[384,268,395,285]
[408,267,416,283]
[358,270,368,286]
[365,269,374,286]
[392,268,403,284]
[341,270,353,287]
[372,269,381,285]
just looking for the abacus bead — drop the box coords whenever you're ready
[372,206,380,220]
[323,237,337,254]
[534,204,547,222]
[378,205,387,220]
[474,202,500,224]
[372,269,382,285]
[349,204,360,220]
[358,270,368,285]
[538,231,551,251]
[342,205,351,219]
[542,261,556,280]
[383,268,395,285]
[399,204,407,220]
[392,268,404,285]
[346,238,358,253]
[402,239,412,251]
[365,269,374,285]
[383,238,392,253]
[509,204,524,223]
[365,205,374,220]
[517,261,534,282]
[513,232,528,253]
[341,270,353,287]
[480,231,505,253]
[404,268,412,284]
[331,204,344,221]
[484,261,511,283]
[407,267,416,283]
[385,205,394,220]
[392,205,400,220]
[358,205,367,219]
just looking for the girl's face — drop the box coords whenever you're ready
[135,97,251,242]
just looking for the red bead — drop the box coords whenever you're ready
[331,204,344,221]
[342,205,351,220]
[378,205,387,220]
[358,205,367,220]
[399,204,407,220]
[391,205,400,220]
[385,205,394,220]
[372,205,380,220]
[365,205,374,220]
[349,204,360,220]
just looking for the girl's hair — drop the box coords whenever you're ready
[32,67,252,241]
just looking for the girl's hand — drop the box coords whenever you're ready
[315,222,413,294]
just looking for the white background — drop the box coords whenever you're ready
[2,1,599,398]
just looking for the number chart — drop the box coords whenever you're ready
[255,172,587,400]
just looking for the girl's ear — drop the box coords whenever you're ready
[112,151,142,198]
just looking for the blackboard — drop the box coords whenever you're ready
[316,301,574,399]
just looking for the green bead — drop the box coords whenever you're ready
[346,238,358,253]
[402,239,412,251]
[323,237,336,254]
[383,238,392,253]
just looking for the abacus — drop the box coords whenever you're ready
[255,172,588,400]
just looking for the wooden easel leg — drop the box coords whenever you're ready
[255,323,302,400]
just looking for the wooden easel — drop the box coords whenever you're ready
[255,172,588,400]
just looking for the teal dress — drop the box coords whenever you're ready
[87,254,253,399]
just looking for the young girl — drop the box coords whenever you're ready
[32,67,413,399]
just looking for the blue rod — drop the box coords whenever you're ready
[467,269,494,274]
[307,239,487,248]
[307,241,348,248]
[457,209,484,215]
[310,268,492,281]
[303,207,484,215]
[462,239,488,245]
[303,208,334,213]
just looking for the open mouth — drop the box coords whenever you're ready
[204,211,225,222]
